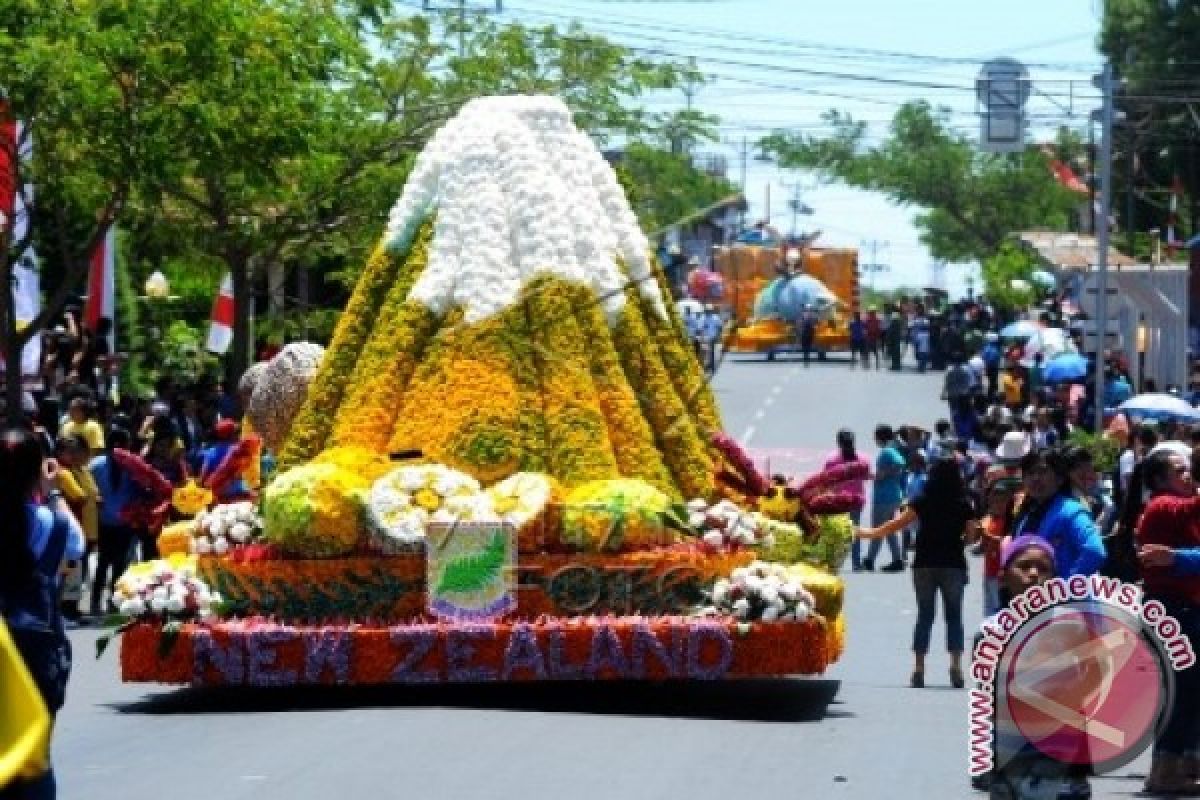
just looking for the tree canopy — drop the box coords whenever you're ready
[757,101,1082,264]
[1101,0,1200,248]
[2,0,724,404]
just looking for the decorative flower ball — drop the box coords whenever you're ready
[705,561,815,623]
[112,555,221,620]
[191,501,262,557]
[686,498,772,553]
[487,472,560,553]
[262,464,368,557]
[560,479,678,553]
[246,342,325,453]
[365,464,481,553]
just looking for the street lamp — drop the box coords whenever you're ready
[144,271,170,299]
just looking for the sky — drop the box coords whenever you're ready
[491,0,1108,298]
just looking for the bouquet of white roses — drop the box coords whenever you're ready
[111,556,222,620]
[191,502,262,557]
[703,562,815,622]
[686,498,774,553]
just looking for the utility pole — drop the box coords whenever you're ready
[421,0,503,58]
[781,178,812,237]
[1094,61,1116,433]
[861,239,890,294]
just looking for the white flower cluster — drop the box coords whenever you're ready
[704,562,815,623]
[191,502,262,556]
[686,498,774,552]
[245,342,325,452]
[112,560,221,620]
[382,95,665,325]
[366,465,482,552]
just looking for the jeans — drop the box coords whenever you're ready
[983,576,1002,617]
[1153,600,1200,757]
[848,509,864,568]
[865,502,903,566]
[912,567,967,654]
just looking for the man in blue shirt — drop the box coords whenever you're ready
[981,332,1002,400]
[863,424,908,572]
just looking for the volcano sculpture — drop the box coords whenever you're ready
[280,95,720,500]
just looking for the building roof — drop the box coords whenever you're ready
[1016,231,1138,270]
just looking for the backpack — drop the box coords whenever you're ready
[1,507,74,713]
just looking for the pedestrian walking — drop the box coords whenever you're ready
[865,306,883,369]
[88,428,139,616]
[799,307,816,367]
[855,457,981,688]
[826,429,870,571]
[981,332,1002,400]
[862,424,907,572]
[849,312,868,368]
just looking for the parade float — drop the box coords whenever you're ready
[719,244,861,356]
[111,96,858,687]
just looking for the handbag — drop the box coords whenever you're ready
[0,620,51,785]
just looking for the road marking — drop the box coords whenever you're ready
[764,396,776,407]
[771,385,782,395]
[754,408,765,420]
[741,425,756,444]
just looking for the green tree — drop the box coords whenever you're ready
[981,241,1039,311]
[0,0,140,422]
[615,143,736,234]
[1101,0,1200,249]
[757,102,1081,264]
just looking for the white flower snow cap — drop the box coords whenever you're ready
[383,95,664,324]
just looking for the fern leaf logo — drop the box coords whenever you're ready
[436,531,507,594]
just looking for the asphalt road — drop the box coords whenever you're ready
[54,354,1150,800]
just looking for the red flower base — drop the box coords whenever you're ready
[120,614,844,686]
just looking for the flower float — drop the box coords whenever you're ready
[560,478,686,553]
[262,464,368,558]
[246,342,325,453]
[111,555,221,621]
[365,464,481,553]
[686,498,773,552]
[487,472,559,552]
[702,562,816,622]
[171,480,214,518]
[191,502,262,557]
[115,95,849,688]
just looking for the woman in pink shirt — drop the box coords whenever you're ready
[827,429,870,569]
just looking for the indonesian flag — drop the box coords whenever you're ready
[206,272,235,354]
[84,225,116,349]
[2,112,41,384]
[0,103,15,232]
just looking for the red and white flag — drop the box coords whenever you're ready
[84,225,117,349]
[206,272,235,354]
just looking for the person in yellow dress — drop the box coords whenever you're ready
[54,435,99,619]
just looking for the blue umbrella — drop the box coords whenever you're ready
[1042,353,1090,384]
[1118,393,1200,422]
[1000,320,1040,340]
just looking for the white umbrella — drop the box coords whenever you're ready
[1119,393,1200,422]
[1022,327,1075,366]
[1030,269,1057,289]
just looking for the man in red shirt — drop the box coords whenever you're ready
[1135,449,1200,795]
